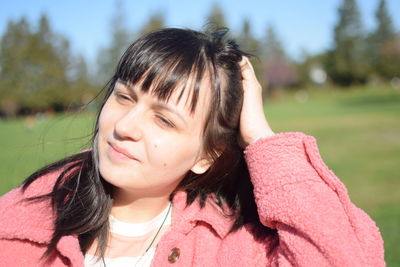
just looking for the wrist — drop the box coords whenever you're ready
[250,130,275,144]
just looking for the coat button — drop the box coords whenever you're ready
[168,247,180,263]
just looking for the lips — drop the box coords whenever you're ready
[108,142,139,161]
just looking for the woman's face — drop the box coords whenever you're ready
[97,79,211,198]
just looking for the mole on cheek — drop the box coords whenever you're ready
[163,163,167,167]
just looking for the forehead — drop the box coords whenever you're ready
[117,73,212,121]
[116,49,216,112]
[120,65,213,111]
[161,74,212,113]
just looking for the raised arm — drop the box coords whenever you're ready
[239,57,385,266]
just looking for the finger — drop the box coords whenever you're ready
[239,56,249,67]
[239,57,256,77]
[240,60,259,86]
[239,59,251,77]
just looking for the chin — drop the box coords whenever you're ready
[99,161,143,190]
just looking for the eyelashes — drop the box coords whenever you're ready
[113,90,176,129]
[114,91,134,103]
[155,114,175,128]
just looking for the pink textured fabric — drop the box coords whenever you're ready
[0,132,385,266]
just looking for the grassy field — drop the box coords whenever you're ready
[0,86,399,265]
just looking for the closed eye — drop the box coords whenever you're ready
[114,92,133,103]
[156,114,175,128]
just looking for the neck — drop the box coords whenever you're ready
[111,188,172,223]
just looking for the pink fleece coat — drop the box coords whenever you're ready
[0,132,385,266]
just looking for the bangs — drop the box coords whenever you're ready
[113,29,218,113]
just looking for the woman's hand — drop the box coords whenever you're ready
[239,57,274,147]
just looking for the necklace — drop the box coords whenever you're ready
[134,202,172,267]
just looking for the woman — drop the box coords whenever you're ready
[0,28,384,266]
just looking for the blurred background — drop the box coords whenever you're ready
[0,0,399,264]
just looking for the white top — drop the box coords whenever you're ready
[84,203,172,267]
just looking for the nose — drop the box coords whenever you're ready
[114,106,144,141]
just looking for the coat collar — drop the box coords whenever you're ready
[0,171,84,265]
[171,191,235,239]
[0,173,57,244]
[0,174,234,261]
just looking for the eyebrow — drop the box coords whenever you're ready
[152,102,188,126]
[117,80,188,126]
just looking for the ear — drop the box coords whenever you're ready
[190,158,213,174]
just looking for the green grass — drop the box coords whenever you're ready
[267,86,400,265]
[0,86,399,265]
[0,112,94,191]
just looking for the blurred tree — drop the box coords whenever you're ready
[96,0,132,86]
[205,3,227,30]
[0,17,30,116]
[296,52,328,87]
[262,24,297,97]
[237,19,264,90]
[0,14,71,116]
[238,19,259,54]
[324,0,368,86]
[69,55,98,108]
[264,25,285,59]
[368,0,397,80]
[373,0,395,43]
[139,12,165,36]
[27,15,71,112]
[377,35,400,80]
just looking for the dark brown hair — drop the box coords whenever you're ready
[23,28,273,261]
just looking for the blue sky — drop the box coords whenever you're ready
[1,0,399,63]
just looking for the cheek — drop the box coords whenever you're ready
[146,138,170,166]
[98,107,109,132]
[152,143,167,167]
[146,135,201,171]
[98,104,118,134]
